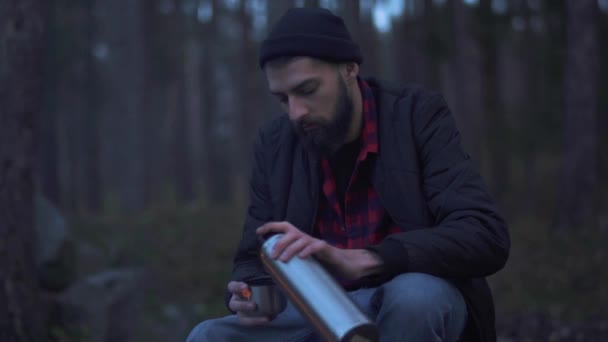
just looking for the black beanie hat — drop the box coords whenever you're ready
[259,7,363,68]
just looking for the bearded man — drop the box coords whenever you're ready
[187,7,510,342]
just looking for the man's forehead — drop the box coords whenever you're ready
[265,57,328,92]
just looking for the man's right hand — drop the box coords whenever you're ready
[227,281,272,326]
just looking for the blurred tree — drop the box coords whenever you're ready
[39,73,60,206]
[342,0,360,39]
[182,0,205,204]
[172,69,196,203]
[600,1,608,203]
[268,0,293,24]
[235,0,259,205]
[478,0,509,199]
[46,1,89,212]
[141,0,164,204]
[200,0,239,204]
[171,0,196,204]
[499,0,562,216]
[393,0,436,88]
[95,0,146,212]
[39,0,78,209]
[305,0,320,8]
[143,0,190,205]
[446,0,483,160]
[357,0,380,77]
[0,0,48,340]
[499,0,542,215]
[555,0,600,230]
[81,0,102,214]
[422,0,441,88]
[200,0,223,203]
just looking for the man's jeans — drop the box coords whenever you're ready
[186,273,467,342]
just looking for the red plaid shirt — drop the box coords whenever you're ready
[314,80,401,286]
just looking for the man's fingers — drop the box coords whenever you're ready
[298,245,315,259]
[227,281,248,296]
[299,240,328,259]
[226,281,273,327]
[256,221,292,236]
[235,301,272,326]
[271,232,302,258]
[229,296,256,312]
[230,301,254,313]
[279,238,309,262]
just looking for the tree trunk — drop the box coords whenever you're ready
[52,3,88,213]
[200,0,230,204]
[422,0,440,89]
[447,0,483,160]
[555,0,599,230]
[82,0,101,214]
[513,0,543,216]
[267,0,292,25]
[37,1,61,206]
[0,0,48,340]
[96,0,146,212]
[479,0,509,199]
[199,0,215,203]
[600,1,608,205]
[172,77,195,203]
[358,2,381,77]
[183,36,203,201]
[235,0,259,205]
[304,0,319,8]
[141,0,168,205]
[394,0,435,88]
[170,0,196,204]
[342,0,360,40]
[38,105,60,207]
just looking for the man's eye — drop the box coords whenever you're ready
[301,88,315,95]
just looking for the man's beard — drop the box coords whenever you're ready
[294,76,353,156]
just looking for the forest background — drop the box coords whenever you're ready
[1,0,607,341]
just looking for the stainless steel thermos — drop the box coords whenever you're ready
[260,234,379,342]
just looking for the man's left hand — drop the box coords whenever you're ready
[256,221,384,281]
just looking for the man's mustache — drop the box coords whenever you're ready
[296,117,329,130]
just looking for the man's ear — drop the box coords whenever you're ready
[341,62,359,84]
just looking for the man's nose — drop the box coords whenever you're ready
[288,97,308,121]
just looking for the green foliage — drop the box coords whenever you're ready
[71,203,244,324]
[49,324,91,342]
[490,217,608,321]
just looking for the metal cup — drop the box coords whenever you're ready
[242,285,287,318]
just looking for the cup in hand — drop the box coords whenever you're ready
[242,284,287,318]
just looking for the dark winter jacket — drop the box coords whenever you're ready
[227,78,510,342]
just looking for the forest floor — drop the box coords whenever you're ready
[68,204,607,341]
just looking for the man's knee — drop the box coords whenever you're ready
[380,272,465,318]
[375,273,467,341]
[185,320,215,342]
